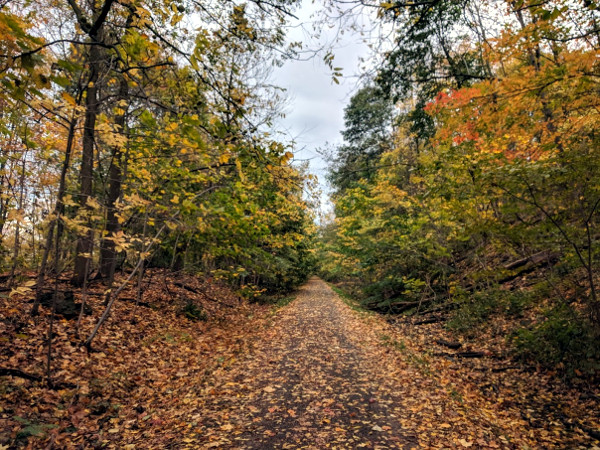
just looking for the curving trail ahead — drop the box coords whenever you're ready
[193,278,427,449]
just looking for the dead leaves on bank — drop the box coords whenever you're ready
[0,269,270,449]
[381,311,600,448]
[1,276,599,448]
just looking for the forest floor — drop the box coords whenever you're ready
[183,277,598,449]
[1,275,599,448]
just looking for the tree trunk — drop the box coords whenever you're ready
[100,77,128,277]
[0,153,8,254]
[32,115,78,315]
[172,237,188,272]
[8,147,27,287]
[73,36,102,285]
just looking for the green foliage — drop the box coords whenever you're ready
[321,0,600,377]
[512,306,600,377]
[375,0,488,138]
[270,295,295,310]
[180,302,207,322]
[0,0,314,301]
[329,284,373,315]
[14,416,57,440]
[447,289,502,334]
[328,86,394,194]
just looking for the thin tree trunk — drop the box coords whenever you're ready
[8,146,27,287]
[100,77,128,278]
[46,221,63,388]
[73,41,101,285]
[0,124,17,255]
[76,252,91,333]
[0,157,7,242]
[32,116,78,315]
[85,186,219,347]
[135,208,149,306]
[170,232,181,270]
[86,221,169,348]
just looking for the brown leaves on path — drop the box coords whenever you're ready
[2,275,598,448]
[183,277,598,449]
[189,277,416,448]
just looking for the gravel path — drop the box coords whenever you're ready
[196,277,418,449]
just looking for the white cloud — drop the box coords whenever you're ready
[269,0,377,213]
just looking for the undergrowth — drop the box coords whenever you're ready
[447,282,600,379]
[511,305,600,378]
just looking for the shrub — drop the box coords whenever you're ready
[512,305,600,378]
[180,302,207,321]
[447,288,501,334]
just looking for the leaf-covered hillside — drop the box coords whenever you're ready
[320,0,600,379]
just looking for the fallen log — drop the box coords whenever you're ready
[457,351,486,358]
[416,302,458,316]
[504,251,554,270]
[582,426,600,441]
[365,298,436,313]
[434,351,486,359]
[498,252,559,284]
[474,365,519,373]
[173,282,236,308]
[0,368,41,382]
[174,281,200,293]
[0,367,78,389]
[435,339,462,350]
[119,297,152,308]
[415,317,446,325]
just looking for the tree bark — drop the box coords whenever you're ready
[8,146,27,287]
[73,41,100,285]
[70,0,116,285]
[100,77,128,277]
[32,115,78,315]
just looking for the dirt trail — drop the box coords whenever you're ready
[4,276,594,448]
[185,277,597,449]
[193,278,423,448]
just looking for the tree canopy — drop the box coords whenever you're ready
[320,0,600,377]
[0,0,316,341]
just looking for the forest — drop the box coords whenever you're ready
[321,0,600,377]
[1,0,599,448]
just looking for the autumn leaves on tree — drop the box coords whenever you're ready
[0,0,315,343]
[320,0,600,376]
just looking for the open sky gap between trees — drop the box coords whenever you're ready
[0,0,599,448]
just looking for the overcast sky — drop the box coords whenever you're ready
[269,1,378,215]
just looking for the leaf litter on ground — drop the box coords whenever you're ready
[1,275,598,448]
